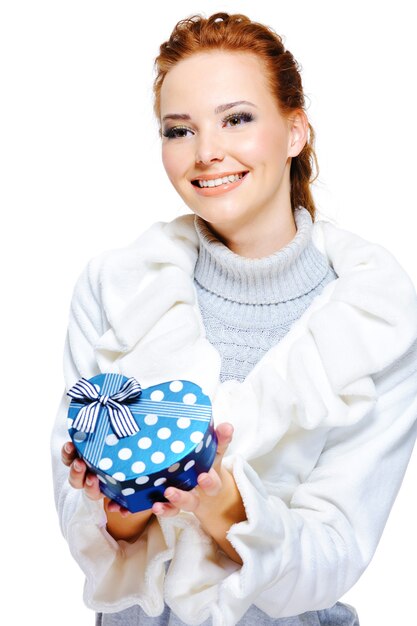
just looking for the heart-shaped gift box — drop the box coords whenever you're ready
[67,373,217,512]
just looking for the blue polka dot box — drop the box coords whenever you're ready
[67,372,217,512]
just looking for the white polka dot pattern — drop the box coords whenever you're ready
[135,476,149,485]
[151,451,165,464]
[190,431,204,443]
[118,448,132,460]
[150,390,164,401]
[183,393,197,405]
[98,458,112,470]
[171,441,185,454]
[131,461,146,474]
[138,437,152,449]
[169,380,183,392]
[144,414,158,425]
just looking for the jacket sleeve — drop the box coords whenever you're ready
[214,341,417,621]
[50,256,171,615]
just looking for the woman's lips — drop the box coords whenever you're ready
[192,172,249,197]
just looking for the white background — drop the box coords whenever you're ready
[1,1,416,624]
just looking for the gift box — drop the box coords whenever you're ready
[67,373,217,512]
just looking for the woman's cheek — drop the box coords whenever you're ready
[162,143,194,183]
[161,145,176,178]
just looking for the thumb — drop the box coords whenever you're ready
[213,422,234,464]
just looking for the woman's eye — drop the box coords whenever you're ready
[162,126,192,139]
[224,112,254,127]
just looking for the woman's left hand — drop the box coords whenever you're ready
[152,422,235,519]
[155,421,246,564]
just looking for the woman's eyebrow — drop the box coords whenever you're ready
[162,100,257,122]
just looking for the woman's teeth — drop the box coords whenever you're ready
[197,172,245,188]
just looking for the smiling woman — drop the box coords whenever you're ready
[158,50,309,256]
[51,11,417,626]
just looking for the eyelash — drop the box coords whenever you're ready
[162,111,255,139]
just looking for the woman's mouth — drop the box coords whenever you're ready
[191,171,249,196]
[192,171,248,188]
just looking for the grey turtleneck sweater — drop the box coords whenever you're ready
[193,206,338,383]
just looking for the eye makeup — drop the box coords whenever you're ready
[162,110,255,139]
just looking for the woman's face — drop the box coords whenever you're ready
[160,51,304,237]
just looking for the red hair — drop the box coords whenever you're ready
[153,12,319,220]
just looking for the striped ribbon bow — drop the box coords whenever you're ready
[67,377,142,438]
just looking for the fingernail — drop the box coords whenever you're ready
[64,443,72,454]
[86,476,93,486]
[153,503,164,515]
[73,460,82,472]
[165,488,178,501]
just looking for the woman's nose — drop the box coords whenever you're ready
[195,130,225,165]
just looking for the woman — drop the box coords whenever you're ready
[52,12,417,626]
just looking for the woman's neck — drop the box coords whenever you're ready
[200,206,297,259]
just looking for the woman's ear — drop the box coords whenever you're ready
[288,110,309,157]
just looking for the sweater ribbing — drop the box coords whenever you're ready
[193,207,338,382]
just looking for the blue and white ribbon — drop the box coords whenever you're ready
[67,377,142,438]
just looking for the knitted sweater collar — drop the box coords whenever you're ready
[193,207,331,304]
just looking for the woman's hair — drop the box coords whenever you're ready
[153,12,319,220]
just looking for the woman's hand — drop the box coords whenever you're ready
[62,422,235,519]
[61,425,245,556]
[61,441,154,541]
[61,441,131,517]
[154,422,245,564]
[153,422,236,519]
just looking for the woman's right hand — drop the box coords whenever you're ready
[61,441,104,501]
[61,442,147,523]
[61,442,130,515]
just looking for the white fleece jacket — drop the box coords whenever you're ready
[51,212,417,626]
